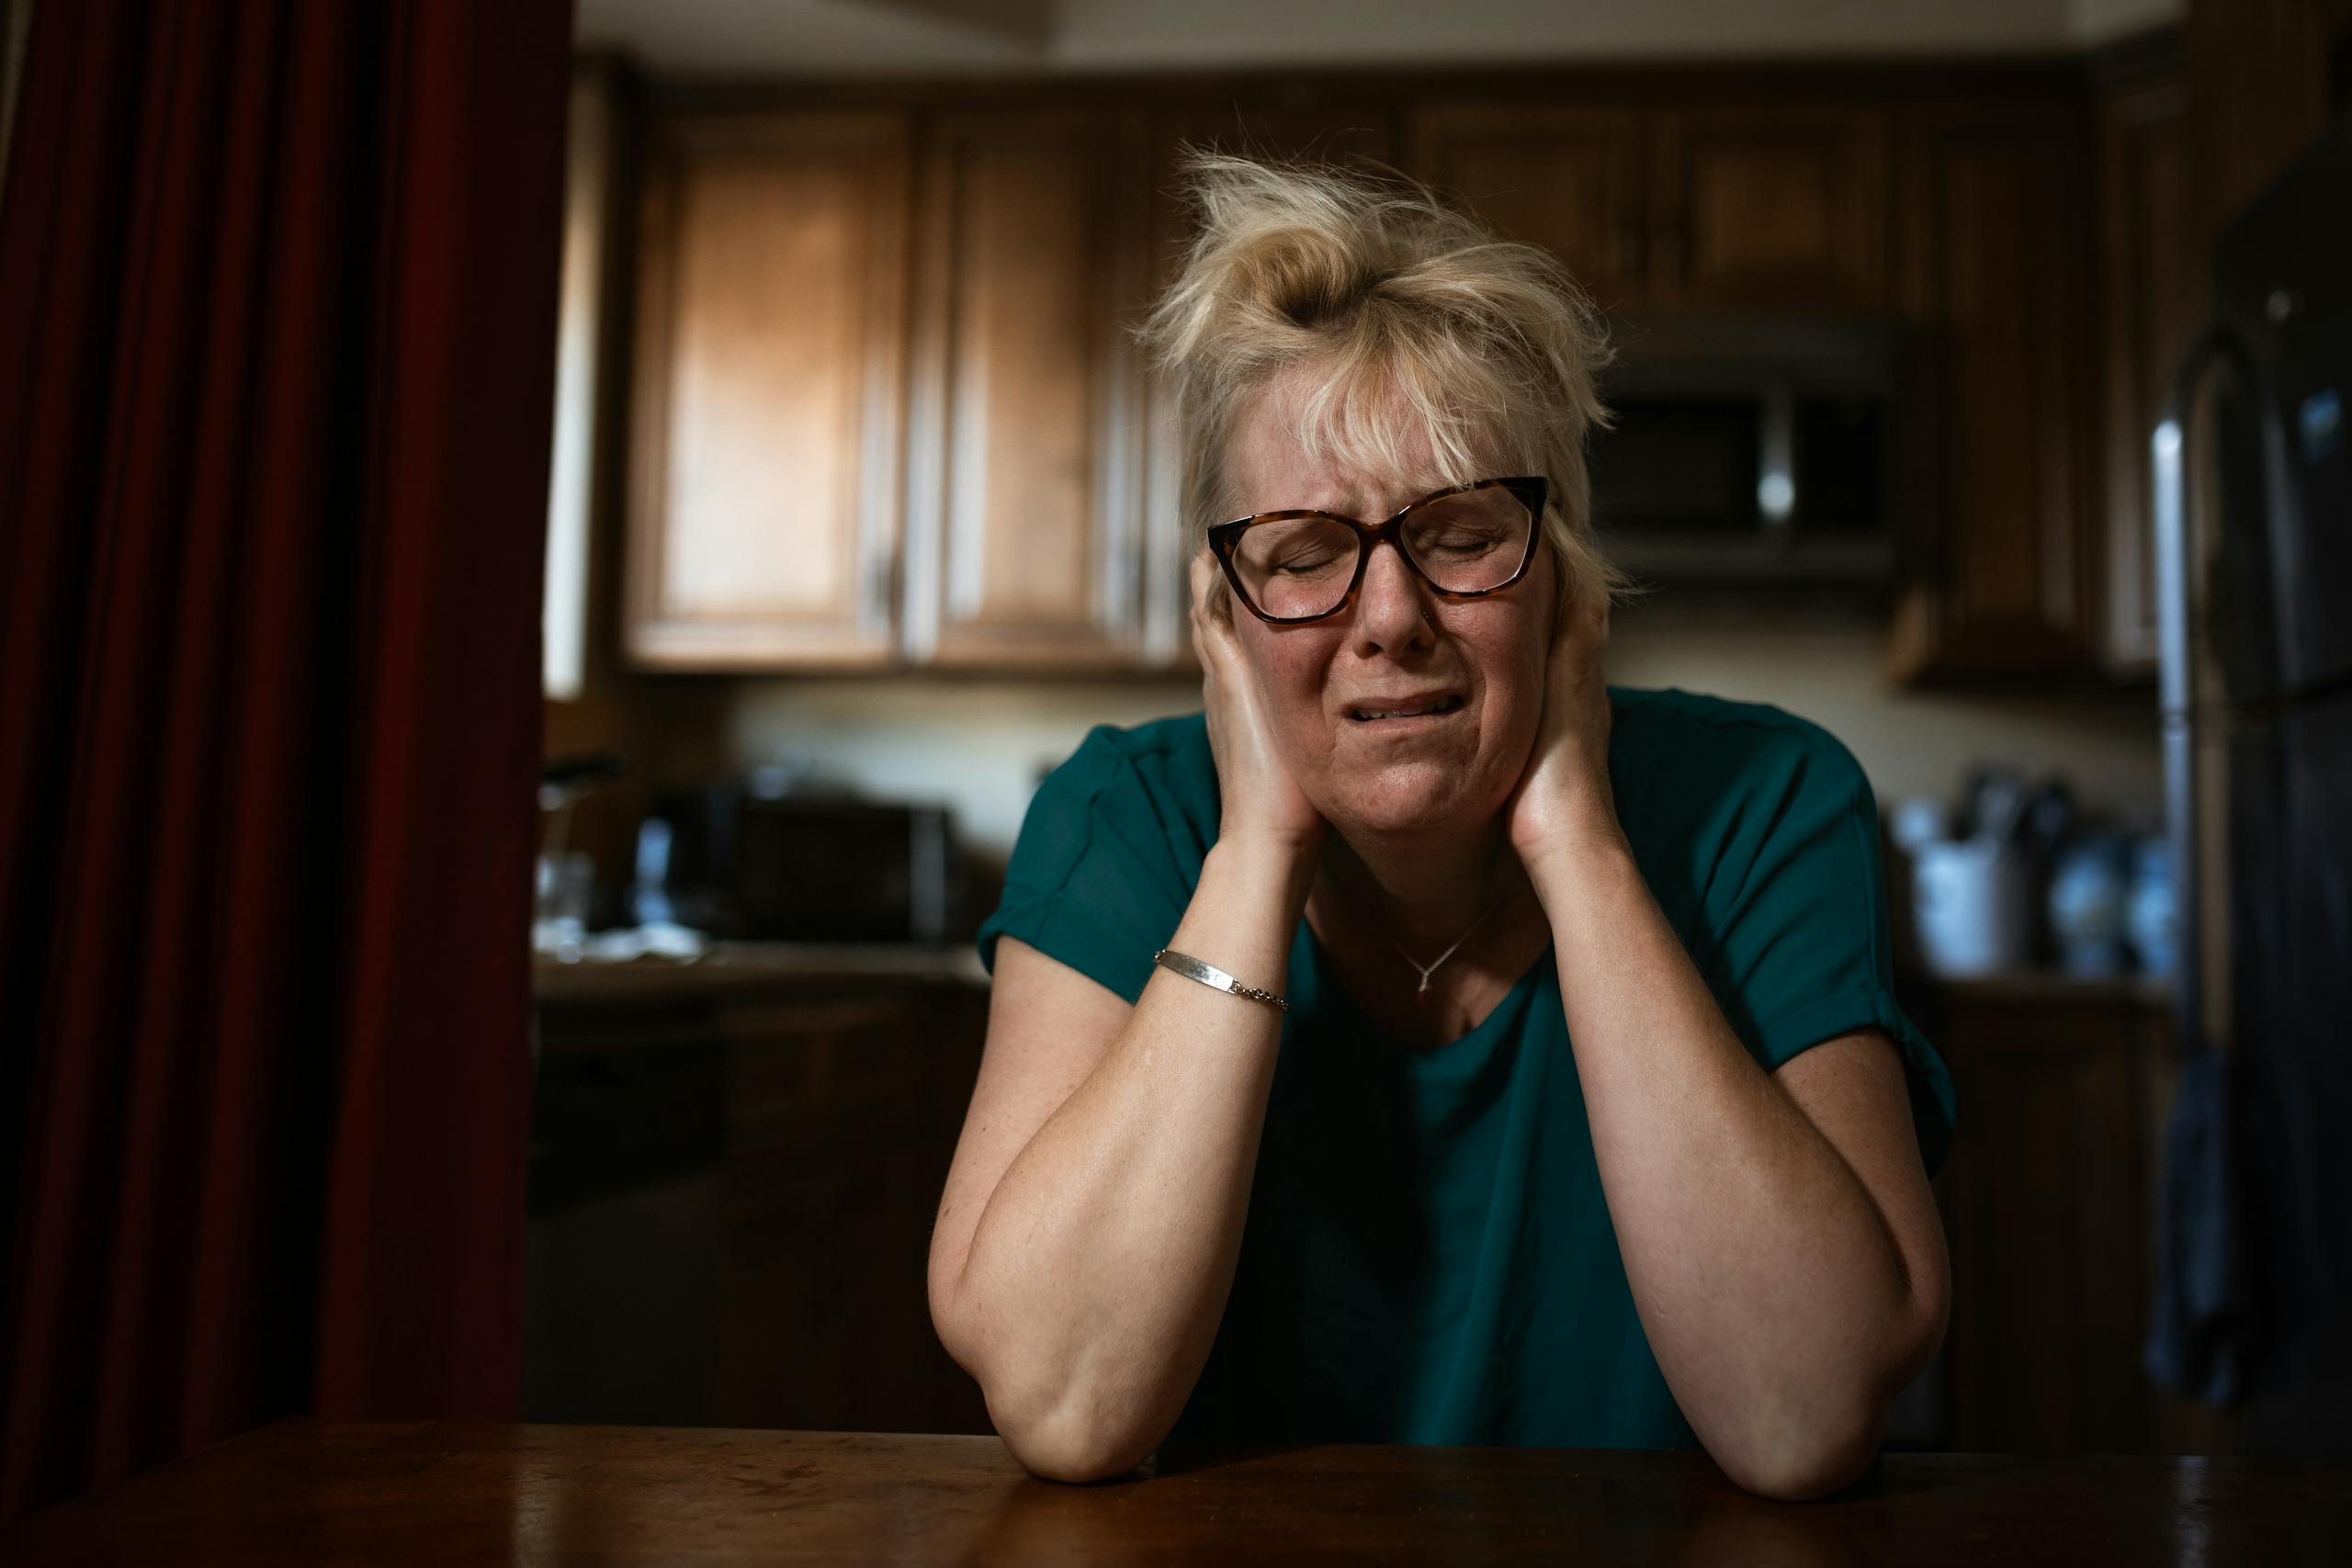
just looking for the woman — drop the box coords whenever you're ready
[926,152,1958,1501]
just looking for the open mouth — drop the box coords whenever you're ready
[1348,694,1466,723]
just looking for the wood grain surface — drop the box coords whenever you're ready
[6,1420,2348,1564]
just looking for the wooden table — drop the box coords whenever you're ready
[6,1420,2347,1564]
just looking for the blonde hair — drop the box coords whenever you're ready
[1138,149,1648,620]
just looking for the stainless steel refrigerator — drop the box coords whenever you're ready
[2144,111,2352,1455]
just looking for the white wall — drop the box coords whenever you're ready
[724,604,2163,860]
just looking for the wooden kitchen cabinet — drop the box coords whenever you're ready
[1649,105,1891,312]
[1886,100,2101,683]
[1409,104,1648,308]
[1411,100,1893,316]
[614,71,2120,683]
[903,111,1153,668]
[713,985,990,1432]
[625,106,1160,673]
[526,958,993,1435]
[1898,974,2236,1455]
[626,111,910,669]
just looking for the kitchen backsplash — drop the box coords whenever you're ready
[723,597,2165,863]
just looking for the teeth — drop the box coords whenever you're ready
[1351,696,1459,721]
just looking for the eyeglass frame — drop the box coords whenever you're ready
[1204,475,1551,626]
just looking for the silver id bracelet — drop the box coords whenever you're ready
[1152,948,1289,1012]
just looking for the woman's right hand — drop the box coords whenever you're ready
[1191,549,1326,855]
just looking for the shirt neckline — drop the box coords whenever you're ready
[1293,920,1556,1070]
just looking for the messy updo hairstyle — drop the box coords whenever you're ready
[1138,149,1647,621]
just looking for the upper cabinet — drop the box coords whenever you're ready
[1410,106,1648,306]
[1885,98,2099,682]
[1412,100,1891,314]
[627,112,909,670]
[616,73,2130,686]
[1650,106,1890,312]
[903,111,1148,668]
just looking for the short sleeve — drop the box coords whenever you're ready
[975,724,1204,1006]
[1700,725,1959,1179]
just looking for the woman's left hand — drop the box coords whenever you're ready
[1504,587,1624,873]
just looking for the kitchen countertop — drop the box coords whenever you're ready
[1899,966,2175,1009]
[536,942,2170,1010]
[534,940,987,1003]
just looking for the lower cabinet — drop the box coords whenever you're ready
[1896,975,2239,1454]
[526,960,2233,1453]
[527,969,991,1434]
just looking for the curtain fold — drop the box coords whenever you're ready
[0,0,572,1521]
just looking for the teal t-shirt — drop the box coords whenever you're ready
[974,684,1958,1450]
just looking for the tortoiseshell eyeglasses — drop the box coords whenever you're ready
[1206,476,1548,625]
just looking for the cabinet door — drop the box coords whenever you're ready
[1139,107,1398,671]
[1889,107,2098,682]
[1907,988,2165,1452]
[1651,106,1891,311]
[626,113,909,669]
[1408,105,1645,307]
[2097,72,2196,682]
[904,111,1148,668]
[717,988,990,1435]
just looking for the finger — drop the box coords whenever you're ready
[1560,586,1603,651]
[1197,554,1250,652]
[1190,549,1218,671]
[1191,547,1217,616]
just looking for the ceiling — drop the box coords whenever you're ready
[576,0,2186,76]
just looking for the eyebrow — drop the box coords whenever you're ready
[1236,479,1476,523]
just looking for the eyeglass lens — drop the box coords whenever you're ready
[1230,487,1534,619]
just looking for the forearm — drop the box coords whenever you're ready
[951,837,1313,1479]
[1530,819,1919,1495]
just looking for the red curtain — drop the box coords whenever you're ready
[0,0,571,1521]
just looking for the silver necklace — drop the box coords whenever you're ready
[1384,883,1516,999]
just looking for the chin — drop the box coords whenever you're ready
[1330,763,1493,838]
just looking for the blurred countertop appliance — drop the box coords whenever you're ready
[2144,112,2352,1453]
[635,769,963,943]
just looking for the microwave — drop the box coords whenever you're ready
[637,783,965,943]
[1589,316,1912,586]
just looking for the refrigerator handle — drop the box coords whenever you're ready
[2151,323,2256,1061]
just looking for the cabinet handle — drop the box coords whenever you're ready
[865,550,894,629]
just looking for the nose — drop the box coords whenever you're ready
[1349,536,1437,656]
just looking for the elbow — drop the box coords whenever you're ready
[1712,1344,1917,1500]
[1719,1410,1883,1502]
[1727,1253,1950,1502]
[985,1377,1157,1483]
[932,1282,1153,1485]
[995,1404,1153,1484]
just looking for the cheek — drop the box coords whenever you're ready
[1462,616,1549,744]
[1243,626,1335,709]
[1241,631,1344,773]
[1447,600,1539,681]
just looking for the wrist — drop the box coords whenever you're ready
[1518,807,1635,906]
[1205,830,1320,916]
